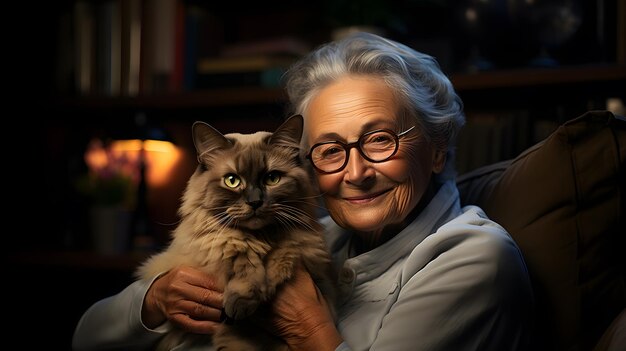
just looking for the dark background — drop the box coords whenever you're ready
[6,1,625,349]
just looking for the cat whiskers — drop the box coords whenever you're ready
[207,216,236,251]
[282,192,328,211]
[272,204,318,232]
[189,205,234,246]
[183,211,238,259]
[209,211,238,236]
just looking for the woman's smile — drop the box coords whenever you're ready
[343,188,392,204]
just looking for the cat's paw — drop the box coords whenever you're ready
[224,292,260,320]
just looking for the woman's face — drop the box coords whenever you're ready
[305,76,444,235]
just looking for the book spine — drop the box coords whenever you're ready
[74,1,96,96]
[169,0,186,92]
[195,67,286,89]
[120,0,142,96]
[143,0,176,94]
[182,6,202,91]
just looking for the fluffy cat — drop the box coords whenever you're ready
[135,115,335,351]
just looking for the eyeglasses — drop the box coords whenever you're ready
[306,126,416,174]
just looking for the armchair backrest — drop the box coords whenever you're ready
[457,110,626,350]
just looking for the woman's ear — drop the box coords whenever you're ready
[432,149,446,174]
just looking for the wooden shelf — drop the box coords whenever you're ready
[51,64,625,109]
[54,87,287,109]
[450,64,626,90]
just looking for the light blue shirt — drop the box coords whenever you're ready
[72,181,533,350]
[326,180,533,350]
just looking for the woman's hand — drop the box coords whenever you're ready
[142,265,224,335]
[264,266,343,351]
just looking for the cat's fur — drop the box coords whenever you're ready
[135,115,335,351]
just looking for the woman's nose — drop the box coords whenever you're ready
[344,148,375,184]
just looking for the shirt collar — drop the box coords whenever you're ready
[323,180,462,283]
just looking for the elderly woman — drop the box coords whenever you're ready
[73,32,533,351]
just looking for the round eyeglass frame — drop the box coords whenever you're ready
[306,126,415,174]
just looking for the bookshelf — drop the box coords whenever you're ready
[450,64,626,90]
[51,64,625,109]
[19,0,626,267]
[53,87,287,109]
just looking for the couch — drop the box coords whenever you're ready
[456,110,625,350]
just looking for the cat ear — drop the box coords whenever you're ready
[192,121,232,161]
[268,114,303,149]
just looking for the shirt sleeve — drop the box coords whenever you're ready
[370,207,533,351]
[72,275,171,350]
[335,341,352,351]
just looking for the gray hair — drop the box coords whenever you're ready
[283,32,465,182]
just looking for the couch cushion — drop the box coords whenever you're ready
[456,110,626,350]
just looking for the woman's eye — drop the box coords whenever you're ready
[373,135,391,143]
[368,133,393,144]
[321,145,343,158]
[264,172,281,185]
[223,174,241,188]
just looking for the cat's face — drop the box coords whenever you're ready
[181,115,315,232]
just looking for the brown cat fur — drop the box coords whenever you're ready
[135,115,335,350]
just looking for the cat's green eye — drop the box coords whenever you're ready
[264,172,281,185]
[223,174,241,188]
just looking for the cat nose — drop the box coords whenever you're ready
[246,188,263,210]
[247,200,263,210]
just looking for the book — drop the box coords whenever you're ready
[195,67,287,89]
[194,54,296,89]
[219,36,309,57]
[182,5,222,91]
[196,55,296,74]
[141,0,177,94]
[95,0,121,96]
[456,109,571,174]
[120,0,141,96]
[618,0,626,64]
[55,9,74,94]
[74,1,96,96]
[169,0,186,92]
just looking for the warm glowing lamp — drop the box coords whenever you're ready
[109,139,181,187]
[83,117,180,253]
